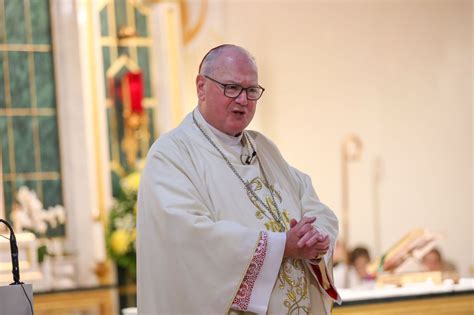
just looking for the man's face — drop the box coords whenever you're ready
[196,51,259,136]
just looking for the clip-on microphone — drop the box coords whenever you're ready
[241,150,256,165]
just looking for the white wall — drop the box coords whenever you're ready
[181,0,472,276]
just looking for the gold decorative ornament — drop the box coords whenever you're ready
[139,0,208,44]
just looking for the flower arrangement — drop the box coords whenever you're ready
[12,186,66,235]
[11,186,66,263]
[106,171,140,275]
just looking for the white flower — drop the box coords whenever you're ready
[115,213,135,231]
[45,211,57,228]
[11,186,66,236]
[16,186,30,204]
[54,206,66,224]
[13,210,33,230]
[37,221,48,234]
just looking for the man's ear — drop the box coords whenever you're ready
[196,75,206,101]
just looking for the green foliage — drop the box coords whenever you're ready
[105,171,140,275]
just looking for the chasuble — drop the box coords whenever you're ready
[137,108,340,315]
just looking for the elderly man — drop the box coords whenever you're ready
[137,44,340,315]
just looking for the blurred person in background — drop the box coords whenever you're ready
[334,245,373,289]
[421,248,456,273]
[349,247,372,282]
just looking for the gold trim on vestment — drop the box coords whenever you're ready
[248,176,310,314]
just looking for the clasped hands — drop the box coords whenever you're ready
[284,216,329,260]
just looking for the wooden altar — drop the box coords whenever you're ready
[334,286,473,315]
[33,285,117,315]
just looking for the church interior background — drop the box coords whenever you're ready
[0,0,472,314]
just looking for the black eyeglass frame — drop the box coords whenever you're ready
[203,75,265,101]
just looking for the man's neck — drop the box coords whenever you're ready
[195,107,244,152]
[196,107,243,142]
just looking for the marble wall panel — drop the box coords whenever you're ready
[12,116,35,173]
[8,52,31,108]
[31,0,51,45]
[34,52,55,108]
[5,0,27,44]
[0,116,9,173]
[114,0,127,31]
[0,58,5,108]
[137,47,151,98]
[38,115,60,173]
[42,178,63,208]
[2,180,12,218]
[102,46,111,98]
[100,5,109,37]
[135,8,148,37]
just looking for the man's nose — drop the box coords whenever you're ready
[235,89,248,105]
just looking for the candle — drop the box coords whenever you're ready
[92,222,106,262]
[125,72,144,114]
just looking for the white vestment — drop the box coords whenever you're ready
[137,109,340,315]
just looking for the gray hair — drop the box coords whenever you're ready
[198,44,256,75]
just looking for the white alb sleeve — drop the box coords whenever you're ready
[246,231,286,314]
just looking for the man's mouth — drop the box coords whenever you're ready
[232,109,245,115]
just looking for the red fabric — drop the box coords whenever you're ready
[124,72,144,114]
[232,232,268,311]
[310,263,339,300]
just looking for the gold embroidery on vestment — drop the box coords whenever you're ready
[247,177,310,314]
[279,259,310,314]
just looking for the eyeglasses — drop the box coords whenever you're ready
[204,75,265,101]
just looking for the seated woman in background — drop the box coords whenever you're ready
[349,247,372,282]
[421,248,457,272]
[333,244,374,289]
